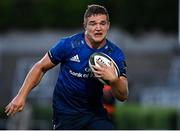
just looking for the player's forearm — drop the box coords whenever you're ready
[110,76,128,101]
[17,62,46,99]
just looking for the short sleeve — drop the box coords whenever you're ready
[48,38,67,65]
[116,51,127,78]
[118,60,127,77]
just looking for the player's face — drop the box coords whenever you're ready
[84,14,110,44]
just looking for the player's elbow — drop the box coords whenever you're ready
[115,86,129,102]
[34,61,47,73]
[119,96,128,102]
[117,94,128,102]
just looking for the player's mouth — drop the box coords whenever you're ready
[94,32,103,37]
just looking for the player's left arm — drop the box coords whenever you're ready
[109,75,128,102]
[110,58,128,101]
[93,60,128,102]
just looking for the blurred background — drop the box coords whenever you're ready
[0,0,179,129]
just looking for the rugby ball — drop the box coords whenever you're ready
[89,52,120,85]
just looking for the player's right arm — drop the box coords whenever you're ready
[5,53,56,116]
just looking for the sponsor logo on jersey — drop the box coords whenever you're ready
[70,54,80,62]
[69,69,93,78]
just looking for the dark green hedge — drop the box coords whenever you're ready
[0,104,179,130]
[0,107,7,119]
[32,105,52,120]
[31,104,178,130]
[0,0,177,33]
[114,104,178,130]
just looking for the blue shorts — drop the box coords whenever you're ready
[52,111,115,130]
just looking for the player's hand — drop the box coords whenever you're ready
[92,60,118,82]
[5,95,26,116]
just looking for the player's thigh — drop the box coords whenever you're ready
[52,112,91,130]
[86,116,115,130]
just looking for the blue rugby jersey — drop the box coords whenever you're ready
[48,32,127,114]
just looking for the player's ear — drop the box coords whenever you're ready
[107,21,110,30]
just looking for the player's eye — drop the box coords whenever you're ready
[88,21,96,26]
[100,21,107,25]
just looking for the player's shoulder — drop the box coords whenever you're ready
[62,32,84,49]
[106,39,124,56]
[68,32,84,39]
